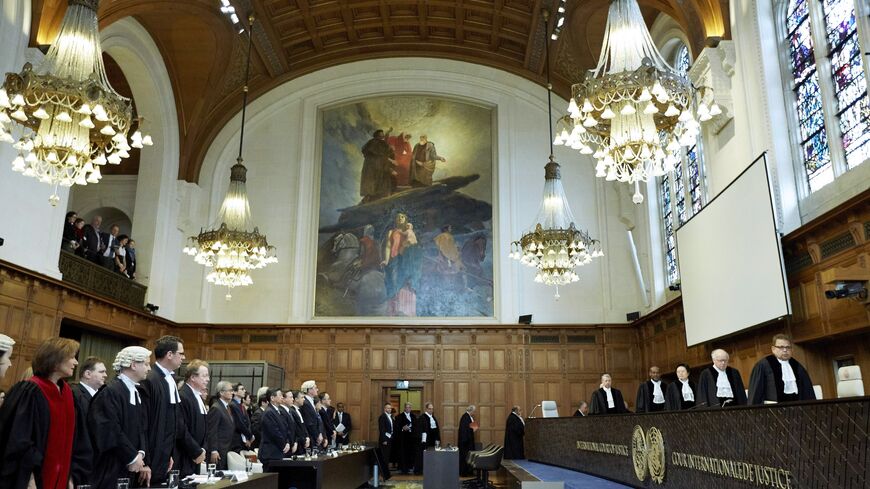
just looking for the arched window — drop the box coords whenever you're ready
[783,0,868,193]
[658,42,708,286]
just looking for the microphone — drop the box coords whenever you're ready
[687,401,707,410]
[721,399,732,408]
[527,404,542,419]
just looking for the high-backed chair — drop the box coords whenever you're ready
[812,385,823,399]
[837,366,864,398]
[541,400,559,418]
[227,451,247,472]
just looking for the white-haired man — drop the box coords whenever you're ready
[458,405,477,476]
[88,346,153,489]
[697,349,747,408]
[300,380,324,446]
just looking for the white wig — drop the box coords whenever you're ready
[0,334,15,353]
[113,346,152,371]
[301,380,317,392]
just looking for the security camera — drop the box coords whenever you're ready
[145,303,160,313]
[824,281,868,300]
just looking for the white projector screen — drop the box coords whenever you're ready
[676,154,790,346]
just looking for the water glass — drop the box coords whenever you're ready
[207,463,216,482]
[167,470,180,489]
[435,440,441,448]
[116,478,129,489]
[245,459,253,473]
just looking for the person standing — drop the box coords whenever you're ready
[299,380,324,448]
[88,346,153,489]
[99,224,120,270]
[0,338,80,489]
[414,402,440,475]
[333,402,352,446]
[70,356,107,486]
[81,216,104,264]
[635,366,668,413]
[665,364,697,410]
[458,405,477,476]
[140,336,185,484]
[572,401,589,417]
[377,403,394,481]
[291,391,311,455]
[503,406,525,460]
[176,360,209,477]
[394,402,416,474]
[230,383,254,451]
[590,373,628,414]
[318,392,335,447]
[359,129,396,203]
[748,334,815,404]
[258,389,291,470]
[410,134,447,187]
[207,381,237,470]
[697,349,748,408]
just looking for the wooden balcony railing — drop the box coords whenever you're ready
[58,251,147,309]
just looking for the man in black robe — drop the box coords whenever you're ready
[377,403,394,480]
[635,366,668,413]
[697,349,748,408]
[590,373,628,414]
[70,356,106,485]
[140,336,185,484]
[318,392,336,447]
[503,406,525,460]
[333,402,352,446]
[176,360,209,477]
[259,389,290,470]
[230,383,254,451]
[665,364,697,410]
[414,402,440,475]
[88,346,152,489]
[394,402,416,474]
[458,405,477,476]
[572,401,589,417]
[748,334,815,404]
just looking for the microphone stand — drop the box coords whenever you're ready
[527,404,542,419]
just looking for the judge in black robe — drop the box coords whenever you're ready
[414,404,440,475]
[140,364,181,483]
[572,402,589,417]
[377,404,394,480]
[748,352,815,404]
[176,379,207,477]
[458,407,476,476]
[70,382,97,485]
[635,366,668,413]
[88,375,149,489]
[590,374,628,414]
[333,403,352,446]
[394,404,416,474]
[697,351,747,408]
[665,379,697,410]
[503,407,525,460]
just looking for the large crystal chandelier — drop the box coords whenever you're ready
[509,10,603,298]
[182,15,276,300]
[554,0,719,204]
[0,0,152,206]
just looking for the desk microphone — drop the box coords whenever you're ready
[721,399,733,408]
[687,401,707,410]
[527,404,542,419]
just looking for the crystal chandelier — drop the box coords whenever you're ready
[510,10,603,298]
[0,0,152,206]
[182,15,276,300]
[553,0,718,204]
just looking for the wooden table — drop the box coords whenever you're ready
[267,448,374,489]
[201,473,278,489]
[423,448,459,489]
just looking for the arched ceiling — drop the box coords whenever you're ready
[29,0,729,183]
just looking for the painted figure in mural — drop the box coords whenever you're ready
[360,129,397,203]
[461,233,489,289]
[410,135,447,187]
[381,213,423,316]
[357,225,381,274]
[387,132,414,188]
[434,225,464,273]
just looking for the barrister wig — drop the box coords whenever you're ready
[0,334,15,356]
[113,346,152,372]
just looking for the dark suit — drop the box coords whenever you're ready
[395,411,416,473]
[377,412,394,479]
[250,407,265,448]
[99,232,117,269]
[126,247,136,278]
[319,407,335,444]
[70,383,95,485]
[176,384,207,477]
[207,399,236,470]
[290,406,309,455]
[140,365,182,483]
[81,225,103,262]
[590,387,628,414]
[229,400,253,451]
[300,396,322,443]
[259,406,289,466]
[414,413,440,474]
[333,410,352,445]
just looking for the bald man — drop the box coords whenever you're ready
[697,349,747,408]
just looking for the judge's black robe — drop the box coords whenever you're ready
[458,412,475,476]
[70,384,95,485]
[175,384,207,477]
[697,366,747,408]
[503,413,525,460]
[635,380,669,413]
[665,380,697,410]
[333,411,352,445]
[87,378,147,489]
[394,411,416,473]
[590,388,628,414]
[414,414,440,474]
[139,367,181,483]
[747,355,815,405]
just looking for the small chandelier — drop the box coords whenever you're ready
[554,0,718,204]
[0,0,152,206]
[182,15,276,300]
[510,10,603,298]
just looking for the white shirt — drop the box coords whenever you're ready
[603,387,615,408]
[103,234,116,257]
[81,382,98,397]
[679,379,694,402]
[427,413,437,429]
[155,362,180,404]
[383,413,393,437]
[714,367,734,398]
[779,359,798,394]
[651,380,665,404]
[186,383,206,414]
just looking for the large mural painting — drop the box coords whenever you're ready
[315,96,494,317]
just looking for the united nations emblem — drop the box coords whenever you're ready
[631,425,648,481]
[646,427,666,484]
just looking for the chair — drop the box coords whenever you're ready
[541,400,559,418]
[837,366,864,398]
[812,385,823,399]
[227,451,247,472]
[465,445,503,489]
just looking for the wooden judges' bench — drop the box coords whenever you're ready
[525,397,869,488]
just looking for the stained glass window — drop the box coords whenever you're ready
[686,145,703,213]
[659,173,678,285]
[675,45,690,76]
[786,0,833,192]
[821,0,869,169]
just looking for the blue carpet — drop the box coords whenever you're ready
[512,460,632,489]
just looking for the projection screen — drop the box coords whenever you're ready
[676,154,791,346]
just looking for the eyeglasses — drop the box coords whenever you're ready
[773,345,793,350]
